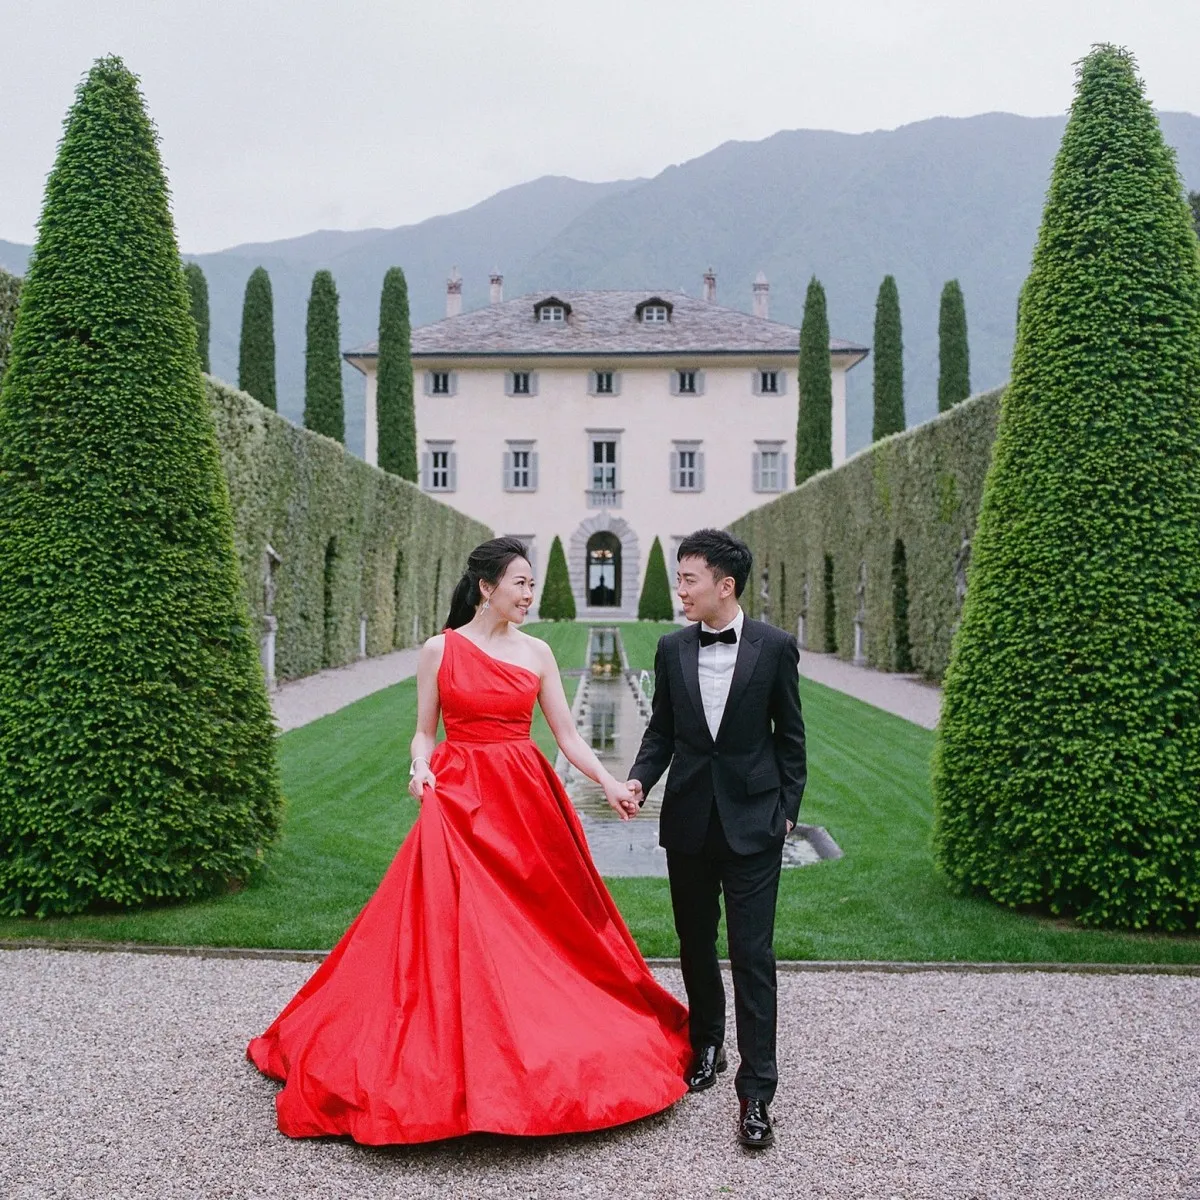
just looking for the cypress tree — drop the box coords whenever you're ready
[933,45,1200,930]
[872,275,905,439]
[238,266,276,410]
[183,261,210,373]
[0,57,281,917]
[377,267,417,479]
[539,535,576,620]
[303,269,344,443]
[0,268,20,382]
[937,280,971,411]
[637,537,674,620]
[795,277,832,484]
[1189,190,1200,236]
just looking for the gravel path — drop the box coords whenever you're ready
[3,949,1196,1199]
[799,650,942,730]
[271,648,420,732]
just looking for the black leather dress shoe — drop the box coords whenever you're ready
[685,1044,727,1092]
[737,1097,774,1149]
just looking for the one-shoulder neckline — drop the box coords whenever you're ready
[447,627,542,683]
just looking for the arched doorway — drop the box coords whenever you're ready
[586,532,621,608]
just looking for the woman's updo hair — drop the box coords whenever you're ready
[444,536,531,630]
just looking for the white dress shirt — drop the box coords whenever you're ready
[697,606,744,740]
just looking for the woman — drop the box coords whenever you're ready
[248,537,691,1144]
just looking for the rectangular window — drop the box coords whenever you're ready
[753,442,787,493]
[677,370,697,395]
[588,435,621,507]
[504,441,538,491]
[671,441,704,492]
[511,371,531,395]
[760,370,779,394]
[423,442,457,492]
[594,371,614,394]
[538,306,565,323]
[641,305,669,323]
[430,371,451,395]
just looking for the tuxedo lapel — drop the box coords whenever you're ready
[677,624,711,741]
[714,618,764,744]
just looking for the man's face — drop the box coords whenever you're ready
[676,555,734,623]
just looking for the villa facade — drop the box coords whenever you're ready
[345,272,868,619]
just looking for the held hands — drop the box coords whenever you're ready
[626,778,645,809]
[603,777,640,822]
[408,762,436,802]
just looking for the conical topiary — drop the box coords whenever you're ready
[638,537,674,620]
[377,267,417,479]
[238,265,276,410]
[933,45,1200,930]
[0,57,282,917]
[183,261,210,374]
[795,277,832,483]
[937,279,970,411]
[539,535,576,620]
[303,269,344,443]
[872,275,904,439]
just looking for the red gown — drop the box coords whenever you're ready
[247,627,691,1144]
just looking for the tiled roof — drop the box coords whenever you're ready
[344,290,868,362]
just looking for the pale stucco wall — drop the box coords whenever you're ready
[359,353,853,618]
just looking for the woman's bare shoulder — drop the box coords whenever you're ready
[419,633,447,663]
[516,631,557,673]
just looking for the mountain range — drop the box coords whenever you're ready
[4,111,1198,458]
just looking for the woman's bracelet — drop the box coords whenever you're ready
[409,757,428,778]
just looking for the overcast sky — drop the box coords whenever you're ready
[2,0,1198,253]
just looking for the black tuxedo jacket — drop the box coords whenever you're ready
[628,616,807,856]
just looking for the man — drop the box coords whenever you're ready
[627,529,806,1150]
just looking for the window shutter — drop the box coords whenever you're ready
[588,370,597,396]
[530,451,539,490]
[669,449,680,491]
[669,371,680,397]
[780,451,789,489]
[752,451,762,492]
[421,451,432,490]
[423,372,433,397]
[697,450,706,491]
[751,370,762,396]
[448,372,458,397]
[777,372,787,396]
[610,371,621,397]
[503,450,514,490]
[528,372,538,398]
[448,452,458,491]
[505,373,515,397]
[695,370,706,397]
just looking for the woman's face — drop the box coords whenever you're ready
[481,556,534,623]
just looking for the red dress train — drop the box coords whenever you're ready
[247,627,691,1144]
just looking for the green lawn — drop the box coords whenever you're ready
[3,643,1198,963]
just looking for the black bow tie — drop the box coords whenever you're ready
[699,628,737,647]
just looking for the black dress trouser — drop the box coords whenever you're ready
[665,803,783,1103]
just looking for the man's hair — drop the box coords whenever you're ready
[676,528,753,598]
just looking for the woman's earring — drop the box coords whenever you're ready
[481,596,490,613]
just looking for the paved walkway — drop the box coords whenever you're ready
[800,650,942,729]
[3,947,1196,1198]
[272,642,942,735]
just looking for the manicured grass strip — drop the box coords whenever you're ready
[613,621,678,672]
[523,621,589,670]
[3,668,1197,963]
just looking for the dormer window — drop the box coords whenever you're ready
[533,296,572,324]
[635,296,674,324]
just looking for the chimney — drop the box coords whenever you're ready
[489,270,504,305]
[752,271,769,320]
[702,267,716,304]
[446,266,463,318]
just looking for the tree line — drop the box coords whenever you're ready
[182,260,418,480]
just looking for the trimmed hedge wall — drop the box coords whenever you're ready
[731,385,1004,680]
[0,268,19,380]
[208,376,489,680]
